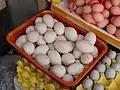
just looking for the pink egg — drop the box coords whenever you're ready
[88,0,99,5]
[97,19,109,28]
[92,4,104,12]
[106,24,116,34]
[111,16,116,22]
[102,9,110,18]
[93,12,104,22]
[83,5,92,14]
[83,13,96,24]
[86,0,92,4]
[76,7,83,15]
[110,6,120,15]
[111,0,120,6]
[104,0,112,9]
[76,0,85,6]
[112,16,120,27]
[115,29,120,39]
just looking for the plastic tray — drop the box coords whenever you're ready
[6,10,108,88]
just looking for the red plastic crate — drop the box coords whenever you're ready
[6,10,108,88]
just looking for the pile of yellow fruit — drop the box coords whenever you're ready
[16,58,70,90]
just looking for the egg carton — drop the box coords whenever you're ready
[76,50,120,90]
[14,76,43,90]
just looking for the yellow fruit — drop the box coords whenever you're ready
[17,66,23,74]
[29,87,36,90]
[17,74,22,80]
[17,77,23,85]
[51,80,60,89]
[22,70,30,79]
[38,78,45,82]
[76,84,85,90]
[17,60,24,68]
[52,0,62,3]
[39,82,45,89]
[45,83,56,90]
[31,72,37,76]
[44,74,51,83]
[29,76,38,83]
[29,63,36,72]
[22,82,30,89]
[36,69,44,77]
[22,58,28,65]
[24,66,31,72]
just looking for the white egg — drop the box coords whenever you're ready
[27,31,40,43]
[62,74,73,82]
[116,55,120,63]
[54,22,65,35]
[77,34,84,41]
[36,35,46,45]
[65,27,78,42]
[22,42,35,55]
[84,32,96,45]
[54,40,74,53]
[105,68,116,79]
[62,53,75,66]
[96,63,106,73]
[35,23,47,34]
[80,54,93,65]
[82,78,93,89]
[44,31,57,43]
[73,48,82,59]
[35,54,50,66]
[108,50,117,59]
[102,56,111,66]
[67,63,84,75]
[90,70,100,80]
[76,40,94,53]
[47,28,53,31]
[111,63,120,72]
[25,25,35,34]
[33,45,49,57]
[15,35,27,48]
[43,14,54,28]
[51,65,66,78]
[91,46,99,58]
[48,50,61,65]
[56,35,67,41]
[35,17,42,24]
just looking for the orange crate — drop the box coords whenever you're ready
[6,10,108,88]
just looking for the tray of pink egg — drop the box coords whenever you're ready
[68,0,120,39]
[51,0,120,49]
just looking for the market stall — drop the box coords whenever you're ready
[1,0,120,90]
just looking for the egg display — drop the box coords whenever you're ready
[68,0,120,39]
[15,14,100,86]
[76,50,120,90]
